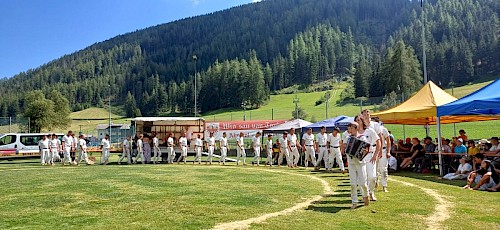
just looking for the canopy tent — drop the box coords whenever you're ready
[302,116,347,133]
[335,117,354,131]
[263,119,312,134]
[373,81,494,125]
[434,79,500,175]
[437,79,500,117]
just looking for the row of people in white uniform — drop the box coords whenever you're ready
[38,131,95,166]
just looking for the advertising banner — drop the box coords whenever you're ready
[205,120,286,140]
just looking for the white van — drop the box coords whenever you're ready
[0,133,64,159]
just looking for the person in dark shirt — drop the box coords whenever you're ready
[414,137,436,172]
[400,138,424,169]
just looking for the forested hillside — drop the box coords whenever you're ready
[0,0,498,117]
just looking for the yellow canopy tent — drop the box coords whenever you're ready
[373,81,495,125]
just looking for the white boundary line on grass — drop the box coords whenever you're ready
[212,168,333,230]
[389,178,453,230]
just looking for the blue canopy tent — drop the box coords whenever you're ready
[437,79,500,117]
[301,116,348,134]
[434,79,500,175]
[335,116,354,131]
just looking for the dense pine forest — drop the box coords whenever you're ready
[0,0,498,117]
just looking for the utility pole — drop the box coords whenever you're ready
[109,81,112,144]
[421,0,428,83]
[325,91,331,119]
[293,96,300,119]
[193,55,198,117]
[241,101,247,121]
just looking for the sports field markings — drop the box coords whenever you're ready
[212,167,333,230]
[389,178,453,230]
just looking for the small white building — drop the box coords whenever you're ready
[96,123,131,143]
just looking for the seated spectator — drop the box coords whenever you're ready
[458,129,468,142]
[403,137,412,150]
[485,137,499,153]
[454,138,467,154]
[478,139,489,152]
[467,140,480,159]
[423,137,436,153]
[388,155,398,173]
[400,138,424,169]
[416,137,436,173]
[464,160,498,190]
[472,153,485,171]
[441,139,452,153]
[442,157,472,180]
[451,137,458,153]
[397,139,410,151]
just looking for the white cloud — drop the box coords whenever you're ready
[252,0,262,3]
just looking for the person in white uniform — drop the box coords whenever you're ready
[363,110,383,190]
[76,134,91,165]
[278,132,291,167]
[236,132,246,166]
[100,134,111,165]
[355,114,381,201]
[134,134,145,164]
[48,134,60,166]
[252,132,262,166]
[302,128,316,168]
[166,133,175,164]
[194,134,203,164]
[152,134,162,164]
[315,126,328,171]
[118,136,132,164]
[288,129,301,168]
[373,117,391,192]
[177,133,188,164]
[206,132,216,165]
[327,127,344,173]
[39,134,50,166]
[265,134,273,166]
[71,133,78,164]
[344,121,370,209]
[219,132,229,165]
[61,131,75,166]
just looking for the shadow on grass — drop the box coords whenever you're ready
[393,171,467,188]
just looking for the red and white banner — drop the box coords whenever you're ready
[205,120,286,140]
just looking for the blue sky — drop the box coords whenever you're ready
[0,0,261,78]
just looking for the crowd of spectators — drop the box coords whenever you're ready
[391,129,499,191]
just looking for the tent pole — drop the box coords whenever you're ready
[436,117,443,176]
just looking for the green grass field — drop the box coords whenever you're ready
[0,158,498,230]
[70,107,122,120]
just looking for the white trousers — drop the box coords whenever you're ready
[166,147,175,163]
[236,147,246,165]
[153,146,162,163]
[329,147,344,171]
[118,148,131,164]
[305,146,317,167]
[253,147,261,165]
[135,150,145,164]
[443,173,468,180]
[194,147,202,163]
[219,147,227,163]
[49,148,58,164]
[207,146,214,163]
[290,146,300,166]
[266,148,273,165]
[377,149,389,187]
[278,148,290,166]
[176,146,188,163]
[78,149,89,164]
[347,156,368,204]
[41,149,49,164]
[63,147,72,164]
[365,152,377,195]
[102,148,110,163]
[316,147,328,168]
